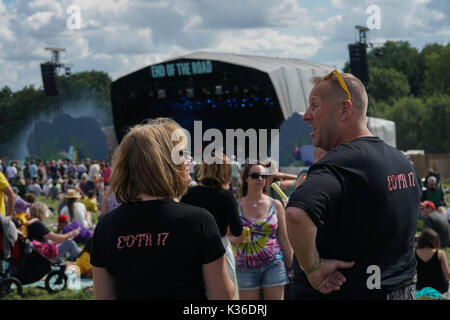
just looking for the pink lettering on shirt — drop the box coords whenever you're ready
[386,171,417,192]
[116,232,169,250]
[117,236,126,249]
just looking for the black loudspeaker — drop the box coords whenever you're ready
[348,43,369,85]
[40,63,59,95]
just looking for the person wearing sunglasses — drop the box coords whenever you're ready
[233,162,293,300]
[285,70,421,300]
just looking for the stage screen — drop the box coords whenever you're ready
[111,59,284,157]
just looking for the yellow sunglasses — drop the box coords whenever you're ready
[324,69,352,102]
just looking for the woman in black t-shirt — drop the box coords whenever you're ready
[415,228,450,294]
[27,201,81,260]
[91,118,234,300]
[181,152,243,299]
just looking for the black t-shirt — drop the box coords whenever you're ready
[90,198,226,300]
[27,221,50,243]
[287,137,421,299]
[181,186,243,237]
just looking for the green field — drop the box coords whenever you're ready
[2,196,97,300]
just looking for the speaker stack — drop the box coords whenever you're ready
[40,62,59,96]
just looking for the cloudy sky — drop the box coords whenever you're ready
[0,0,449,91]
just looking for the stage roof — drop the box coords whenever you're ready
[158,51,335,120]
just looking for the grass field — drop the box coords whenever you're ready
[2,196,97,300]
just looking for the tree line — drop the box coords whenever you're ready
[344,41,450,154]
[1,42,449,158]
[0,71,112,156]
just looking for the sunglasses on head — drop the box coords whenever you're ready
[249,172,268,180]
[324,69,352,102]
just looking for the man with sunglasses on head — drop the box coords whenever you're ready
[285,70,421,300]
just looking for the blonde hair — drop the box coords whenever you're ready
[198,153,232,189]
[311,72,368,118]
[30,201,49,221]
[109,118,189,203]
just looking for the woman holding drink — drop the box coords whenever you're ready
[232,162,293,300]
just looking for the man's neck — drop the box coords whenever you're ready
[335,123,373,147]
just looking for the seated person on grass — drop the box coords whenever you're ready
[27,201,81,261]
[57,214,93,245]
[76,237,93,279]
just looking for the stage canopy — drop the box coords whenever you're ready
[111,51,396,155]
[157,51,335,119]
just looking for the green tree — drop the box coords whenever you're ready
[382,96,427,151]
[422,44,450,95]
[421,94,450,153]
[368,41,421,96]
[367,67,410,103]
[0,85,49,144]
[58,71,112,110]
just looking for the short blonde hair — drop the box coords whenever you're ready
[110,118,189,203]
[311,72,368,117]
[30,201,49,221]
[198,153,232,189]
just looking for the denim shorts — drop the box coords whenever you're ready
[236,258,289,290]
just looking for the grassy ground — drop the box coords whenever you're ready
[1,287,94,300]
[2,195,98,300]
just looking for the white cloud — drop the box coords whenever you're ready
[267,0,310,27]
[213,29,322,59]
[25,11,55,30]
[0,0,448,91]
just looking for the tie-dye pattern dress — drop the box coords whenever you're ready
[235,199,283,269]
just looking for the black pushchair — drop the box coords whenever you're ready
[0,220,68,298]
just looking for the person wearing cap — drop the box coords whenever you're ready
[420,200,450,248]
[57,214,93,245]
[60,189,93,230]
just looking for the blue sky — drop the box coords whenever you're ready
[0,0,448,91]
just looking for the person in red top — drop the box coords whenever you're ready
[103,163,111,185]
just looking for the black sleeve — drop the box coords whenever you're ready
[199,209,226,264]
[224,191,243,237]
[286,166,342,228]
[90,219,107,268]
[180,188,195,205]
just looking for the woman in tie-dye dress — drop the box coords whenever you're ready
[232,162,293,300]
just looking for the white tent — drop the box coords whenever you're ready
[366,116,396,148]
[160,51,396,147]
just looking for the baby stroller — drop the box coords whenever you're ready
[0,216,68,298]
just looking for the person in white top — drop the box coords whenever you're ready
[6,161,18,182]
[88,162,101,182]
[60,189,93,230]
